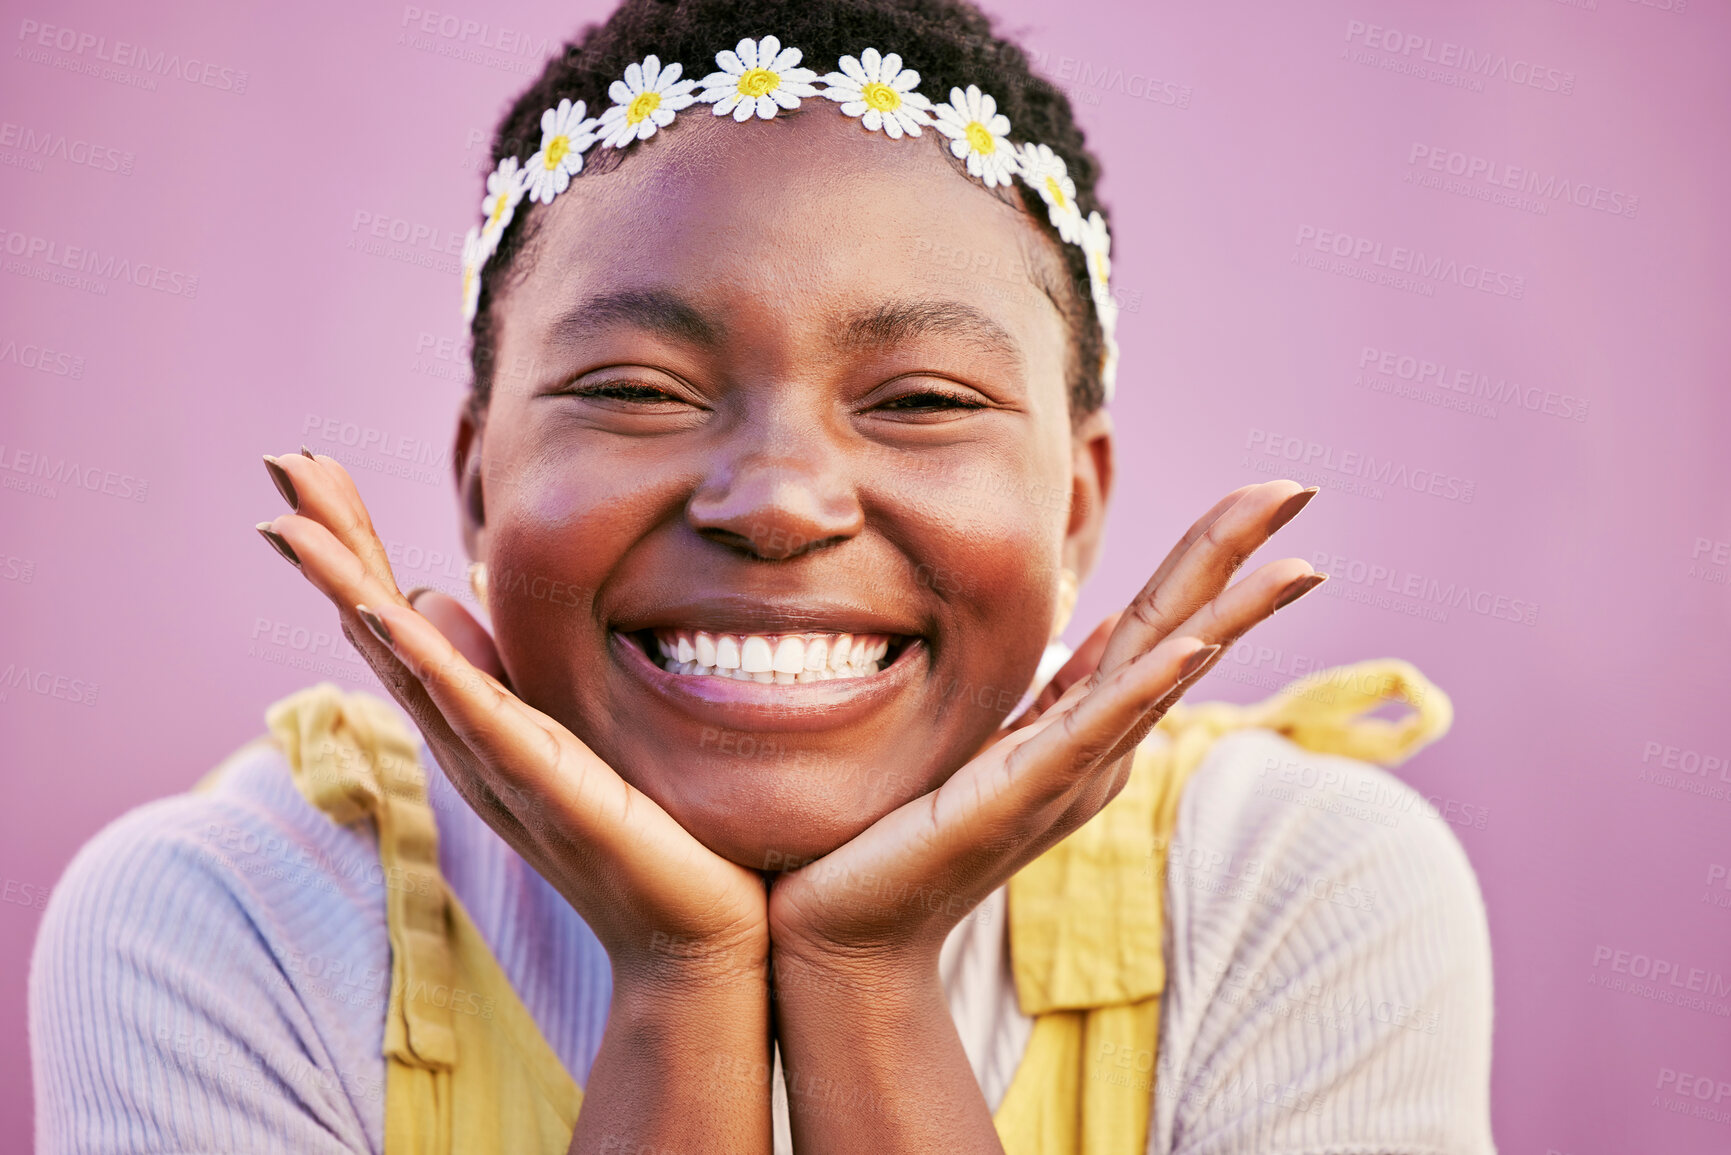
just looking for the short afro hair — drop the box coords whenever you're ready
[468,0,1112,417]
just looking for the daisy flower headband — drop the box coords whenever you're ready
[461,37,1120,400]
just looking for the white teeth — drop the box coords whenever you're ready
[772,636,805,674]
[647,629,896,682]
[740,636,774,673]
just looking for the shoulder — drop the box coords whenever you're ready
[1174,727,1488,931]
[1150,728,1496,1155]
[36,736,396,964]
[30,738,390,1154]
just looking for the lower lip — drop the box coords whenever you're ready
[609,631,926,732]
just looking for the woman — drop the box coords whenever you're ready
[30,1,1495,1151]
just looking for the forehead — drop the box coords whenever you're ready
[494,108,1071,352]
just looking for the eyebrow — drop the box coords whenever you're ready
[836,299,1022,363]
[545,288,1021,365]
[548,288,724,348]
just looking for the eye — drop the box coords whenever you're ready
[873,385,990,414]
[556,373,705,413]
[576,381,684,403]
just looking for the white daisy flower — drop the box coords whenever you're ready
[931,85,1016,188]
[1077,208,1119,399]
[599,55,698,149]
[1100,327,1120,402]
[820,48,932,139]
[698,36,818,122]
[460,225,485,323]
[1016,142,1083,244]
[522,100,597,206]
[1079,208,1112,309]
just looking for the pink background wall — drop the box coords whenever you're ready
[4,0,1728,1147]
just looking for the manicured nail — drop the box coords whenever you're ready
[1178,643,1221,681]
[404,586,433,607]
[300,445,317,460]
[256,522,300,568]
[262,455,299,511]
[1273,572,1328,611]
[1266,487,1320,535]
[356,605,393,648]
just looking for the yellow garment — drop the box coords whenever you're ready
[992,658,1449,1154]
[264,687,580,1155]
[255,659,1447,1155]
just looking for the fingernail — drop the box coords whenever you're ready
[300,445,317,460]
[256,522,300,568]
[1178,643,1221,681]
[1266,487,1320,535]
[262,455,299,511]
[404,586,434,607]
[356,605,393,648]
[1273,572,1328,612]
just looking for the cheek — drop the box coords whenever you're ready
[481,444,651,640]
[884,453,1070,605]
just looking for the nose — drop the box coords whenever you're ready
[687,434,865,562]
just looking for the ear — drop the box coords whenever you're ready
[1062,406,1115,583]
[454,402,487,560]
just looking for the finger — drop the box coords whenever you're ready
[1151,560,1326,689]
[1017,611,1121,724]
[975,632,1219,827]
[407,588,508,684]
[263,450,405,605]
[359,599,687,865]
[260,511,479,768]
[1019,557,1322,779]
[271,512,575,822]
[1143,484,1258,593]
[1097,481,1315,676]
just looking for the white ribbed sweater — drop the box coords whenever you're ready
[30,727,1496,1154]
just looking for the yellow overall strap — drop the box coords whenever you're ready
[993,659,1451,1154]
[265,684,581,1155]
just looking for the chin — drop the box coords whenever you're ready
[599,719,946,871]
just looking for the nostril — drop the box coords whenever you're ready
[699,525,847,561]
[697,527,759,554]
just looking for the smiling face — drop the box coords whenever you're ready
[459,107,1114,867]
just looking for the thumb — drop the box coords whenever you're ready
[405,588,509,686]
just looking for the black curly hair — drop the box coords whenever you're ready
[468,0,1112,417]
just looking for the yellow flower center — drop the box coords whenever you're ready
[542,136,569,172]
[737,68,779,98]
[861,81,900,112]
[626,91,662,125]
[462,265,475,298]
[964,121,995,155]
[1044,175,1068,209]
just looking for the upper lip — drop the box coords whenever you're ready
[609,594,924,638]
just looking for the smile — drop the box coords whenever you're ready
[649,629,898,682]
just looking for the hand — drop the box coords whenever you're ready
[254,450,769,986]
[765,479,1326,973]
